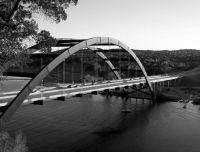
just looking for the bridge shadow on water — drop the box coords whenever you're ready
[71,96,156,152]
[93,98,153,137]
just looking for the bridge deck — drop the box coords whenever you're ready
[0,75,179,106]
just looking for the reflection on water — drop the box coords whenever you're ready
[7,95,200,152]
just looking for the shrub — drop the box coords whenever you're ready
[0,130,28,152]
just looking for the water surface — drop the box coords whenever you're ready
[7,95,200,152]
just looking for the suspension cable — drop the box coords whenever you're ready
[71,55,74,84]
[135,64,137,78]
[119,50,121,78]
[40,57,43,86]
[107,39,112,86]
[128,53,130,78]
[81,50,84,84]
[95,49,98,82]
[63,59,65,84]
[57,64,59,84]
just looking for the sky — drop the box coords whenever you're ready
[38,0,200,50]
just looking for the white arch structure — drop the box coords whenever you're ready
[87,46,121,79]
[0,37,154,127]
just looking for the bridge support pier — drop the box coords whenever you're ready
[167,80,170,87]
[124,86,129,89]
[31,100,44,105]
[102,89,110,96]
[91,91,98,95]
[55,96,65,101]
[75,93,83,97]
[115,87,120,91]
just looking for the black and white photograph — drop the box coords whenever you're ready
[1,0,200,152]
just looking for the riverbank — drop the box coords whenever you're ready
[157,66,200,105]
[156,87,200,103]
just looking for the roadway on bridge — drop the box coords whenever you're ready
[0,75,179,106]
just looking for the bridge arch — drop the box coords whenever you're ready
[87,46,121,80]
[0,37,154,126]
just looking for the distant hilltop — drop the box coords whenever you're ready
[132,49,200,75]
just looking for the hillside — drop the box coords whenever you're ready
[5,49,200,80]
[177,66,200,87]
[133,49,200,75]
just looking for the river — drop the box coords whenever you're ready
[6,94,200,152]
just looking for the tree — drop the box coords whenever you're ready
[0,0,78,75]
[0,130,28,152]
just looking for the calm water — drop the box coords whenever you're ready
[6,95,200,152]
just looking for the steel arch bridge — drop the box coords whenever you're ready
[0,37,154,128]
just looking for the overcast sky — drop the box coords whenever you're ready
[38,0,200,50]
